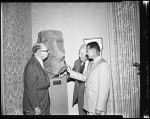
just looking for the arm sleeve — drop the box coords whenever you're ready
[96,63,110,111]
[69,70,86,81]
[69,60,87,81]
[26,64,39,109]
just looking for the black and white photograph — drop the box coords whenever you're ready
[1,1,149,118]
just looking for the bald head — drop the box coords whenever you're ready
[32,43,49,60]
[32,43,46,53]
[79,44,86,53]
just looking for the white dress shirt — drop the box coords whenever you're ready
[35,56,44,69]
[83,60,89,74]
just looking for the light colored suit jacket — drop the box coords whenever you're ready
[83,57,114,115]
[69,57,115,115]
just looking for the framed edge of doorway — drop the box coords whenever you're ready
[1,3,5,115]
[83,37,103,51]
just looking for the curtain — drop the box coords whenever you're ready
[106,1,140,118]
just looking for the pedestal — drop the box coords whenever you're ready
[49,75,68,115]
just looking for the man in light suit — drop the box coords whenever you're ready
[23,43,51,115]
[68,44,88,115]
[67,42,114,115]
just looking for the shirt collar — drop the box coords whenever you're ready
[93,55,102,64]
[35,55,44,68]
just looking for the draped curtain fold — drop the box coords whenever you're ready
[106,1,140,118]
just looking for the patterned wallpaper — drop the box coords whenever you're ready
[1,2,140,116]
[2,3,32,115]
[106,1,140,117]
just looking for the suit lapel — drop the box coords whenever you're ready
[33,56,49,78]
[77,59,85,73]
[87,58,104,77]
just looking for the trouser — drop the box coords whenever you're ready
[23,110,50,115]
[78,103,87,115]
[78,96,87,115]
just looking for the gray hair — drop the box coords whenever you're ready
[79,44,86,54]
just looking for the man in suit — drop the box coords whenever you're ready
[67,42,114,115]
[23,43,51,115]
[71,44,88,115]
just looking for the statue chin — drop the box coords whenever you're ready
[53,65,67,76]
[45,60,67,77]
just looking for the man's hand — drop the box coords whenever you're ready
[66,64,86,82]
[35,107,41,115]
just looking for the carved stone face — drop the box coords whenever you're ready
[37,30,66,76]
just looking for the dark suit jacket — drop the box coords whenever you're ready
[23,56,50,115]
[72,59,85,107]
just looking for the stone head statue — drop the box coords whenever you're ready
[37,30,67,76]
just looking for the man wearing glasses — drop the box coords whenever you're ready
[23,43,50,115]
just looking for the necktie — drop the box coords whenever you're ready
[80,62,85,73]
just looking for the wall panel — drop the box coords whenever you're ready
[2,3,32,115]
